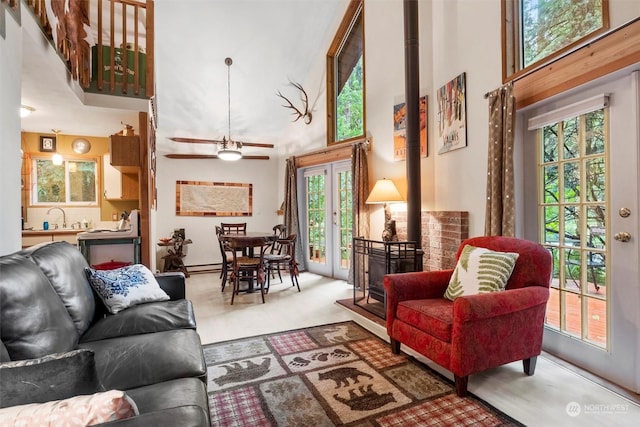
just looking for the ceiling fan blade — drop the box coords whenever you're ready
[169,137,218,144]
[170,137,274,149]
[241,142,275,148]
[165,154,270,160]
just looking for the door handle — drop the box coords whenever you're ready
[614,232,631,242]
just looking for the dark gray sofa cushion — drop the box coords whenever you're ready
[80,329,206,390]
[0,340,9,362]
[24,241,96,335]
[80,299,196,343]
[0,253,78,359]
[0,349,101,408]
[125,378,208,418]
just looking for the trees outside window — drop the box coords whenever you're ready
[503,0,609,80]
[32,158,98,205]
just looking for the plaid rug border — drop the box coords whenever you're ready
[203,320,525,426]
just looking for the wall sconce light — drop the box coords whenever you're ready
[366,178,404,242]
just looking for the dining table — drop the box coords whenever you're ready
[219,231,277,292]
[218,231,277,255]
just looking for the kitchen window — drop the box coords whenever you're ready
[31,157,98,205]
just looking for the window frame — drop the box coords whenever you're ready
[502,0,610,83]
[30,156,99,206]
[326,0,366,146]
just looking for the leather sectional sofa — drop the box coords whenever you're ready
[0,241,210,426]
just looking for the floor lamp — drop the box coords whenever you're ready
[366,178,404,242]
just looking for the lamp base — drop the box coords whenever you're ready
[381,204,398,242]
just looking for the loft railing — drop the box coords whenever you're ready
[26,0,154,99]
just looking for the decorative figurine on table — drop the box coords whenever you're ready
[162,229,190,277]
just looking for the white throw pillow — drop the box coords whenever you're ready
[0,390,138,426]
[444,245,519,301]
[87,264,169,314]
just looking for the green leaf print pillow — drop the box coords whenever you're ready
[444,245,519,301]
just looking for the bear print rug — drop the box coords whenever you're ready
[203,321,522,426]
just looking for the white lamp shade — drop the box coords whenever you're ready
[366,179,404,204]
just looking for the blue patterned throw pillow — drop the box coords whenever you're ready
[86,265,169,314]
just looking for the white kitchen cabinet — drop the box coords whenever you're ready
[103,154,138,200]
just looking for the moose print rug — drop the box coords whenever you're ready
[203,321,522,426]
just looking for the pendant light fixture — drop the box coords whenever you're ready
[51,129,64,165]
[217,57,242,161]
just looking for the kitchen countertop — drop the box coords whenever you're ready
[22,229,84,236]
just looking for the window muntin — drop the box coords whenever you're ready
[32,158,98,205]
[503,0,609,81]
[539,108,608,348]
[327,0,365,145]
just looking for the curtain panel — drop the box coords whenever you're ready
[284,157,305,271]
[484,85,515,236]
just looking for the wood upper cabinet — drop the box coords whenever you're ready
[110,135,140,173]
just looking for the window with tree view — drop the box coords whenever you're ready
[503,0,608,78]
[327,0,364,145]
[32,158,98,205]
[539,108,608,348]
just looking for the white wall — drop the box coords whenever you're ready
[0,15,23,255]
[154,153,279,270]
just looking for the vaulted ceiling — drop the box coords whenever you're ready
[20,0,347,158]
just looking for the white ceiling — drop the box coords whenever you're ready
[20,0,347,157]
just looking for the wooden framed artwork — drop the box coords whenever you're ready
[39,136,57,152]
[436,72,467,154]
[176,181,252,217]
[393,95,428,160]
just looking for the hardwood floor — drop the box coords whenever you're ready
[186,271,640,426]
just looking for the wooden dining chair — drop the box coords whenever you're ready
[215,226,234,292]
[225,237,271,305]
[221,222,247,234]
[264,233,300,293]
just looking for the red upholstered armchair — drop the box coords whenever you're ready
[384,236,552,397]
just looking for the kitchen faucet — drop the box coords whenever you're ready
[46,207,67,229]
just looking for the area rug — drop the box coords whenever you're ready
[203,321,523,426]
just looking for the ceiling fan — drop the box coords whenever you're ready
[166,58,274,161]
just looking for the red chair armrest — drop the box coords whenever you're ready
[453,286,550,322]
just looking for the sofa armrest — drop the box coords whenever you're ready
[453,286,550,323]
[384,270,453,330]
[154,272,186,300]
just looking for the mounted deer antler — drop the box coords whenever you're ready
[276,81,313,124]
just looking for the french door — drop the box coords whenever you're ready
[299,160,352,280]
[522,71,640,392]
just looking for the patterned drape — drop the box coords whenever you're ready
[484,84,515,236]
[284,157,305,271]
[348,142,369,284]
[352,142,370,239]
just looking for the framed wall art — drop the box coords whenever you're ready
[176,181,252,217]
[39,136,57,152]
[393,95,427,160]
[436,72,467,154]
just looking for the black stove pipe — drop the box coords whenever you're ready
[403,0,422,248]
